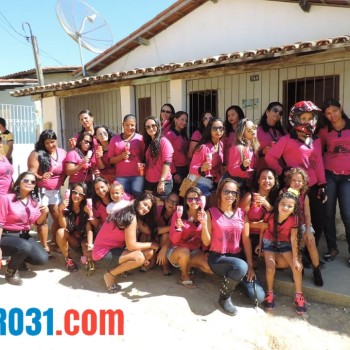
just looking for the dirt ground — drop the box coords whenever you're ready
[1,249,350,350]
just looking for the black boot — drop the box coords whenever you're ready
[312,265,324,287]
[5,268,23,286]
[218,276,239,316]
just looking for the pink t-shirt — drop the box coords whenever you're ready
[64,149,94,184]
[189,142,223,183]
[0,193,41,231]
[156,204,172,227]
[95,150,116,184]
[145,137,174,182]
[208,207,245,254]
[169,212,202,250]
[38,148,67,190]
[263,213,298,242]
[92,220,125,261]
[227,144,255,180]
[93,201,109,221]
[222,131,235,165]
[265,134,326,187]
[318,126,350,175]
[163,130,189,170]
[190,130,202,142]
[247,199,267,235]
[161,120,171,134]
[0,157,13,195]
[108,133,144,177]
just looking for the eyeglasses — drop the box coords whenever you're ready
[246,125,257,133]
[145,124,157,130]
[82,139,92,145]
[161,109,172,114]
[271,107,283,116]
[166,198,179,206]
[187,197,201,203]
[22,178,36,185]
[97,131,108,137]
[211,126,224,132]
[72,190,85,196]
[222,189,238,196]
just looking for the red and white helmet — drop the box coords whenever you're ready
[288,101,321,136]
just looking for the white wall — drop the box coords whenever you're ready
[100,0,350,75]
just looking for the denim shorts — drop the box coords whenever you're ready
[262,238,291,253]
[40,189,62,205]
[95,248,124,270]
[166,246,201,267]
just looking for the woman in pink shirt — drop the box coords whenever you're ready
[256,102,286,172]
[222,105,245,167]
[91,176,111,229]
[108,114,145,197]
[159,103,175,134]
[65,132,95,188]
[0,137,14,195]
[94,125,115,184]
[92,193,159,293]
[167,187,212,288]
[189,117,224,207]
[317,98,350,264]
[200,178,259,316]
[0,171,49,286]
[164,111,190,193]
[188,110,213,159]
[28,129,67,255]
[143,117,174,199]
[226,118,260,195]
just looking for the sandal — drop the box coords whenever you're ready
[104,271,121,294]
[323,248,339,261]
[178,279,197,289]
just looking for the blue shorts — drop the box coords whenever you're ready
[262,238,291,253]
[95,248,124,270]
[166,246,201,267]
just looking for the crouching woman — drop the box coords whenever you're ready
[92,193,159,293]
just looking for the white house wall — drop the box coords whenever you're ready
[99,0,350,75]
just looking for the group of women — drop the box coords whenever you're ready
[0,98,349,317]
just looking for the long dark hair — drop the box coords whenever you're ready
[182,186,202,221]
[170,111,189,140]
[143,116,162,159]
[159,103,175,120]
[107,193,157,239]
[65,182,89,233]
[253,167,280,205]
[12,171,39,203]
[197,110,214,134]
[35,129,57,174]
[92,176,110,209]
[76,132,93,156]
[258,102,286,135]
[224,105,245,137]
[216,178,240,210]
[194,117,223,153]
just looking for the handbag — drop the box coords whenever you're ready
[179,174,198,197]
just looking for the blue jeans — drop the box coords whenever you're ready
[115,176,145,197]
[324,171,350,254]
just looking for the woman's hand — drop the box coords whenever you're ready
[42,172,53,180]
[122,151,130,160]
[59,199,69,211]
[198,209,207,224]
[84,205,93,217]
[255,243,262,257]
[157,181,165,194]
[242,158,251,168]
[39,205,49,214]
[156,246,167,265]
[176,218,184,229]
[246,267,256,282]
[201,161,212,173]
[293,257,303,272]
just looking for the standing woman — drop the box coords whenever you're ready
[189,117,224,207]
[108,114,145,197]
[143,117,174,199]
[200,178,258,316]
[92,193,159,293]
[159,103,175,134]
[317,98,350,263]
[226,118,260,194]
[188,111,213,159]
[168,187,213,289]
[0,136,14,195]
[164,111,190,193]
[28,129,67,253]
[64,132,95,187]
[256,102,286,172]
[0,171,49,285]
[94,125,115,184]
[222,105,245,167]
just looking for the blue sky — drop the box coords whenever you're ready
[0,0,175,76]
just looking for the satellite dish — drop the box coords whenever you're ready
[56,0,113,76]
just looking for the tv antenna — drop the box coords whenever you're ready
[56,0,113,77]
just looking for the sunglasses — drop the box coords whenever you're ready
[270,107,283,116]
[211,126,224,132]
[97,131,108,137]
[223,189,238,196]
[22,178,36,185]
[187,197,201,203]
[161,109,172,114]
[145,124,157,130]
[166,198,179,206]
[72,189,85,196]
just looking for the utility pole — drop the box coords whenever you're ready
[22,22,44,86]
